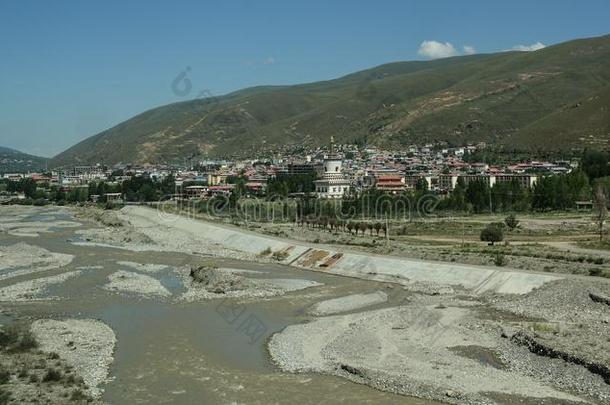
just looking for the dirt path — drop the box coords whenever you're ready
[541,241,610,258]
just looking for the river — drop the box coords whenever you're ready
[0,205,437,404]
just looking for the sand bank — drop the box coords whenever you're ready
[31,318,116,398]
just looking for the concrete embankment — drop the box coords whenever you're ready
[121,206,561,295]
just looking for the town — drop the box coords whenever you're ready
[0,140,593,216]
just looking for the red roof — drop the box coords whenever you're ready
[208,185,234,191]
[376,175,403,183]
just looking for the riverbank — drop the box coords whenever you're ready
[107,206,563,296]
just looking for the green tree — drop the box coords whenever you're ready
[480,222,504,246]
[88,182,98,196]
[450,178,468,211]
[415,178,428,192]
[465,180,489,213]
[581,149,610,180]
[138,184,157,202]
[504,214,519,230]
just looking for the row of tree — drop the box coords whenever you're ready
[266,173,318,196]
[441,170,591,213]
[301,215,388,236]
[0,175,177,205]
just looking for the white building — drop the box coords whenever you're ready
[314,137,351,199]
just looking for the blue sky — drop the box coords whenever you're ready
[1,0,609,157]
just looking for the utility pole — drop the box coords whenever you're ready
[385,215,390,245]
[461,222,465,247]
[488,183,493,215]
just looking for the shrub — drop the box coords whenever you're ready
[0,325,37,352]
[70,389,90,401]
[493,253,507,267]
[0,327,18,349]
[0,388,10,405]
[258,247,272,257]
[70,389,89,401]
[589,268,602,277]
[0,367,9,384]
[594,257,604,265]
[480,223,504,246]
[504,214,519,230]
[271,250,289,261]
[15,330,38,352]
[42,368,62,382]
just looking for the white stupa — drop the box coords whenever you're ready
[314,136,351,198]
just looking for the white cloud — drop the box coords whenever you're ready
[511,42,546,52]
[417,40,459,59]
[263,56,275,65]
[463,45,476,55]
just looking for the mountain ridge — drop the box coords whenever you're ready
[50,34,610,167]
[0,147,48,173]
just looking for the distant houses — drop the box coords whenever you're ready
[0,140,580,209]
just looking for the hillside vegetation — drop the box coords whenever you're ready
[0,147,48,173]
[50,34,610,167]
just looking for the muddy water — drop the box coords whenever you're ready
[0,207,437,404]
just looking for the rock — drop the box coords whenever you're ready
[340,364,367,379]
[189,266,251,293]
[589,291,610,306]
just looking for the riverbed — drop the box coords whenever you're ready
[0,205,433,404]
[2,205,609,404]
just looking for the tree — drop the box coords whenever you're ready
[160,174,176,196]
[593,185,607,242]
[415,178,428,192]
[374,222,382,235]
[138,184,157,202]
[346,222,354,234]
[504,214,519,230]
[480,222,504,246]
[266,173,317,196]
[581,149,610,180]
[88,182,97,196]
[358,222,368,236]
[465,180,489,213]
[449,178,468,211]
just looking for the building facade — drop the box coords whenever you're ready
[314,138,351,198]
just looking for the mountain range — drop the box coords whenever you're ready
[0,147,48,174]
[50,34,610,167]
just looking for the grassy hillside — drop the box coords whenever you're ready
[0,147,48,173]
[50,34,610,167]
